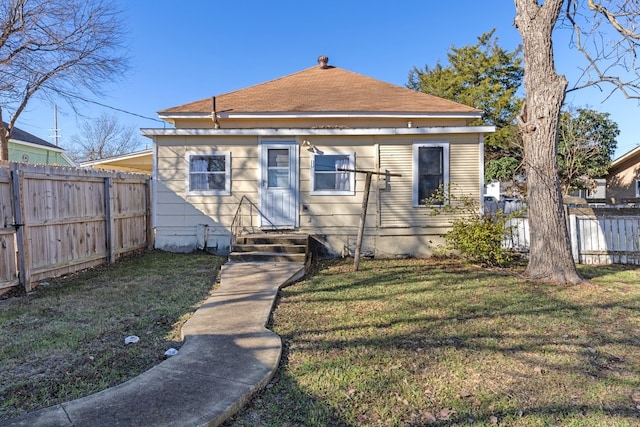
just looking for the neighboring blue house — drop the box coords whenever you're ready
[6,123,74,166]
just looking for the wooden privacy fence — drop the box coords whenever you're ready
[503,205,640,265]
[0,162,152,292]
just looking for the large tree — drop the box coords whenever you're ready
[408,30,524,167]
[514,0,639,284]
[486,106,619,195]
[558,107,619,195]
[0,0,129,160]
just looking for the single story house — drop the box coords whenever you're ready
[6,123,74,166]
[79,148,152,174]
[142,56,494,258]
[606,145,640,204]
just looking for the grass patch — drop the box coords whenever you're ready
[0,250,223,420]
[224,258,640,427]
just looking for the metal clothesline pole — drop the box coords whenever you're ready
[338,168,402,272]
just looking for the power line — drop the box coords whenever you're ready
[39,85,165,123]
[1,73,166,125]
[59,92,165,123]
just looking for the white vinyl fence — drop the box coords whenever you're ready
[503,206,640,265]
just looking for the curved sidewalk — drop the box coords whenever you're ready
[1,262,306,427]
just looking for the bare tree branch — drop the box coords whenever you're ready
[588,0,640,39]
[68,113,142,162]
[0,0,130,159]
[563,0,640,100]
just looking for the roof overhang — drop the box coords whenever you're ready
[79,149,153,167]
[79,149,152,174]
[610,145,640,171]
[9,138,65,152]
[141,126,495,138]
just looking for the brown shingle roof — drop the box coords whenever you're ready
[159,63,481,115]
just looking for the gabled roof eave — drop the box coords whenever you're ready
[9,138,65,153]
[79,149,153,167]
[610,145,640,172]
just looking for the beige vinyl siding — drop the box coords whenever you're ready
[155,137,259,232]
[152,131,483,256]
[379,136,481,228]
[299,139,377,235]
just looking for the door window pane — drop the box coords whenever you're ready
[268,169,289,187]
[267,149,289,188]
[268,149,289,167]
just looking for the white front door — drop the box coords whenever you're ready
[259,142,298,229]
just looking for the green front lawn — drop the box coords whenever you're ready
[0,250,224,420]
[225,258,640,427]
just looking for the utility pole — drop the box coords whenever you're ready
[51,105,61,146]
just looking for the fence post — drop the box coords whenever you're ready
[10,165,31,291]
[145,177,154,250]
[104,177,116,263]
[568,213,580,263]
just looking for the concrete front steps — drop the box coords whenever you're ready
[229,234,309,263]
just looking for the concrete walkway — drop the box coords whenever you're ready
[1,262,306,427]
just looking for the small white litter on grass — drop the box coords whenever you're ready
[124,335,140,344]
[164,348,178,357]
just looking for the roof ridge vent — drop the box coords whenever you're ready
[317,55,329,69]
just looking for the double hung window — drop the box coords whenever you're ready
[311,152,355,195]
[187,151,231,195]
[413,142,449,206]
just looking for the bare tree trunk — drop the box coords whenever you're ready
[0,108,8,161]
[514,0,583,284]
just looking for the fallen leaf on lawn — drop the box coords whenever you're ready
[423,412,437,423]
[490,414,499,424]
[438,408,456,420]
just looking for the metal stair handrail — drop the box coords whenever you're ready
[231,195,260,246]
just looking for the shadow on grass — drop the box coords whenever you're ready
[222,350,351,427]
[0,250,225,421]
[225,258,640,426]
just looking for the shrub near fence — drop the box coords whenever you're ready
[0,162,152,292]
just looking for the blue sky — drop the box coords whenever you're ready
[15,1,640,159]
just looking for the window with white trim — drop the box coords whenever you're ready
[636,179,640,198]
[413,142,449,206]
[186,151,231,195]
[310,152,355,195]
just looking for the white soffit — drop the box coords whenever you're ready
[141,126,496,137]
